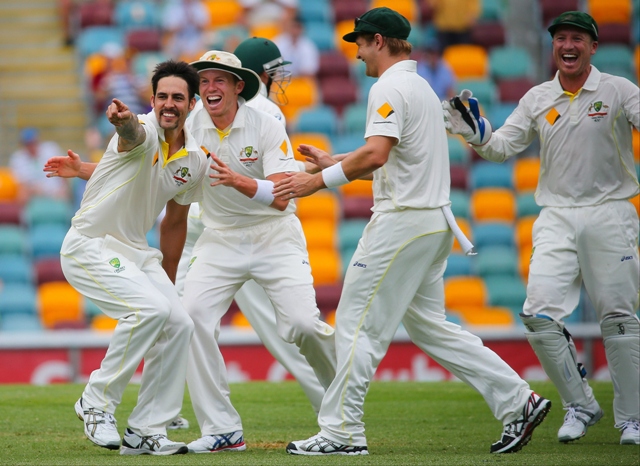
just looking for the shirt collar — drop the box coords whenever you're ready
[379,59,417,80]
[550,65,601,97]
[146,110,199,153]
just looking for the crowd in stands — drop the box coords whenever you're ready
[0,0,638,332]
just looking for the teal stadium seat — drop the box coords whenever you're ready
[0,283,38,316]
[0,313,43,332]
[114,0,160,30]
[23,197,72,228]
[207,25,249,51]
[448,137,470,165]
[444,253,474,278]
[487,103,518,129]
[516,193,543,217]
[331,134,364,155]
[298,1,333,25]
[455,78,498,108]
[29,224,68,261]
[475,245,519,278]
[449,189,470,219]
[305,22,336,52]
[342,103,368,135]
[76,26,125,58]
[294,105,339,137]
[131,51,171,80]
[0,225,27,255]
[473,222,515,250]
[484,275,527,311]
[591,45,635,79]
[470,161,514,189]
[489,46,533,80]
[0,254,33,285]
[480,0,506,20]
[338,219,368,259]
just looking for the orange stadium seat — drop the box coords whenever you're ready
[518,245,533,281]
[204,0,244,28]
[301,219,339,250]
[633,129,640,163]
[450,305,515,326]
[308,248,342,285]
[513,157,540,192]
[443,44,488,80]
[370,0,419,23]
[588,0,632,24]
[0,168,19,202]
[444,276,488,309]
[249,22,281,41]
[279,77,319,123]
[515,215,537,251]
[39,281,84,329]
[230,311,253,329]
[335,20,359,61]
[470,188,516,223]
[296,191,341,224]
[630,194,640,217]
[288,132,332,161]
[339,179,373,198]
[636,45,640,86]
[451,217,473,253]
[91,314,118,332]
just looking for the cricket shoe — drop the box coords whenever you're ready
[490,392,551,453]
[187,431,246,453]
[286,434,369,456]
[120,428,188,455]
[74,397,120,450]
[558,405,603,443]
[618,420,640,445]
[167,415,190,430]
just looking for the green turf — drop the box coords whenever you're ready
[0,381,637,465]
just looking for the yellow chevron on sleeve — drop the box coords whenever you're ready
[377,102,394,119]
[280,139,289,154]
[545,108,560,125]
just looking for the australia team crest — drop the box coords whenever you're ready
[173,167,192,186]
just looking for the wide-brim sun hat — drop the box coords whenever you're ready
[190,50,261,102]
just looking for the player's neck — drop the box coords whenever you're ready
[164,128,186,155]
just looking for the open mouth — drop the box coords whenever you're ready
[206,95,223,109]
[561,53,578,65]
[160,110,178,120]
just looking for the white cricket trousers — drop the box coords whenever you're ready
[182,214,336,435]
[60,227,194,436]
[175,206,324,413]
[318,208,532,446]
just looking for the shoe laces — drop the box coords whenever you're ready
[562,407,578,424]
[615,420,640,432]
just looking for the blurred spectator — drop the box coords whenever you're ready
[416,39,456,101]
[162,0,210,60]
[274,15,319,78]
[428,0,480,50]
[240,0,297,29]
[9,128,69,204]
[92,43,148,121]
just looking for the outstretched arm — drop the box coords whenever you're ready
[107,98,146,152]
[300,146,374,180]
[43,149,97,180]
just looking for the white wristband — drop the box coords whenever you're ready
[251,179,275,205]
[321,161,349,188]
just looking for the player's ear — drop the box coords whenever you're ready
[236,80,246,96]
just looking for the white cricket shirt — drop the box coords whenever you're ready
[187,99,298,229]
[475,66,640,207]
[365,60,451,212]
[72,111,208,248]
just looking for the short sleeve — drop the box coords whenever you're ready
[364,82,404,142]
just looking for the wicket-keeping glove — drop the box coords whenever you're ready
[442,89,492,146]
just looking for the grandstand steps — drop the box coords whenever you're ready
[0,0,87,165]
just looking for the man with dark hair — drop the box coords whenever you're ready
[44,60,208,455]
[443,11,640,445]
[275,7,550,456]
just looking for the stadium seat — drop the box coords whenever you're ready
[131,51,170,80]
[0,254,33,285]
[78,0,114,29]
[0,225,27,255]
[0,201,21,225]
[319,76,359,116]
[451,305,515,326]
[518,245,533,281]
[338,219,367,258]
[472,222,515,249]
[126,28,162,53]
[296,191,341,224]
[298,0,333,24]
[516,193,542,217]
[484,275,527,310]
[279,76,318,122]
[91,314,118,332]
[305,21,336,52]
[341,195,374,219]
[314,283,342,314]
[487,103,518,129]
[342,103,368,136]
[34,258,65,286]
[513,157,540,192]
[588,0,632,24]
[632,194,640,217]
[450,165,469,190]
[114,0,159,30]
[29,224,68,261]
[0,283,37,316]
[515,215,537,251]
[479,0,506,20]
[204,0,243,27]
[449,189,470,219]
[0,313,43,332]
[444,276,488,309]
[443,253,474,278]
[597,23,632,44]
[489,46,533,80]
[308,247,341,285]
[475,245,518,278]
[591,45,634,77]
[470,162,513,190]
[634,129,640,163]
[301,219,338,250]
[293,105,339,137]
[317,50,351,81]
[497,77,536,103]
[23,197,72,228]
[76,25,125,58]
[0,168,19,202]
[331,133,364,155]
[539,0,579,26]
[451,217,473,253]
[335,20,359,61]
[370,0,419,23]
[470,21,506,49]
[333,0,368,23]
[448,137,470,165]
[443,44,489,80]
[455,79,498,108]
[339,179,373,198]
[38,281,84,329]
[230,310,253,329]
[288,132,332,161]
[207,24,249,51]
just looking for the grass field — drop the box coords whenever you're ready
[1,381,637,465]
